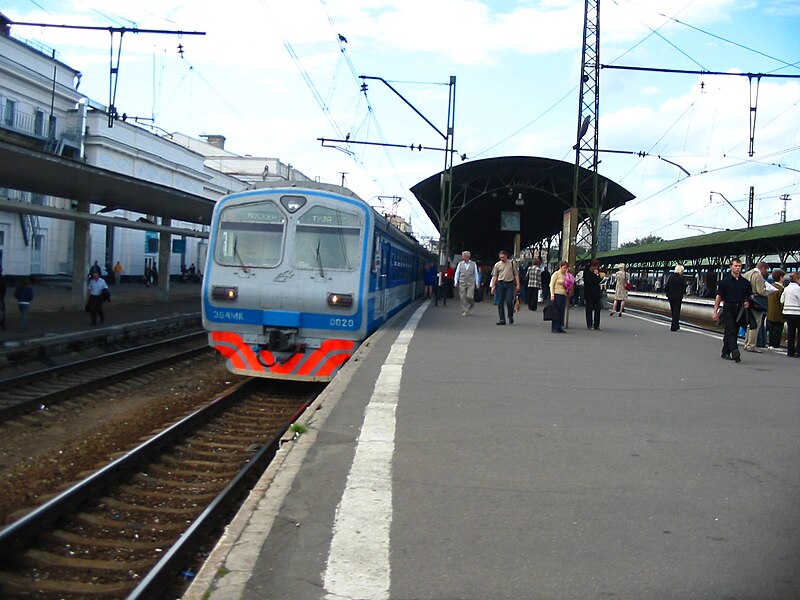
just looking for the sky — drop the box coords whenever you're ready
[4,0,800,247]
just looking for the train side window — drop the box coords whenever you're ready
[215,201,286,268]
[294,205,362,271]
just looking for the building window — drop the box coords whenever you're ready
[34,110,46,136]
[3,99,15,128]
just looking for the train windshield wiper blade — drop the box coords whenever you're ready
[316,239,325,278]
[233,238,249,273]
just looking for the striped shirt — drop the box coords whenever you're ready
[527,265,542,288]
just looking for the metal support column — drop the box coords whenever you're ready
[439,76,457,267]
[158,218,171,301]
[571,0,601,260]
[70,201,90,309]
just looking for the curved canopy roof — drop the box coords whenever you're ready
[410,156,635,262]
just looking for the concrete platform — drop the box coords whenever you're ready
[0,280,201,369]
[185,297,800,600]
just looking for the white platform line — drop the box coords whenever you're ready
[323,302,429,600]
[627,312,723,340]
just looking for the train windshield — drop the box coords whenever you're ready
[294,205,362,271]
[214,202,286,268]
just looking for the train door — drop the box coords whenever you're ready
[372,236,389,321]
[412,255,419,299]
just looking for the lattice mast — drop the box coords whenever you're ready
[571,0,602,260]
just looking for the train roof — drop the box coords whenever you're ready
[238,180,433,258]
[245,180,363,201]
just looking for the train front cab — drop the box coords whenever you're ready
[203,188,370,381]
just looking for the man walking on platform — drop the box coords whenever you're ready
[490,250,520,325]
[113,261,124,286]
[713,258,752,363]
[454,251,481,316]
[526,258,542,310]
[742,261,770,352]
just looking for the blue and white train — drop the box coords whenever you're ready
[202,181,433,381]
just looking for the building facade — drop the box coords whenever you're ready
[0,15,307,281]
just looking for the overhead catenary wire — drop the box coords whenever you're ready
[312,0,444,231]
[597,1,800,239]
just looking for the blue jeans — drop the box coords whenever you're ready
[18,303,30,332]
[495,281,515,322]
[551,293,567,332]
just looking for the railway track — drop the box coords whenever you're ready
[0,333,210,422]
[0,377,322,599]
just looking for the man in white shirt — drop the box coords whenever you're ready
[453,250,481,316]
[87,271,110,325]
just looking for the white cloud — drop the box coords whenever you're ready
[4,0,798,242]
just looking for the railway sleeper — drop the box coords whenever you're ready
[99,496,205,516]
[116,484,218,502]
[180,438,252,451]
[43,529,165,550]
[0,571,132,596]
[132,472,223,489]
[145,462,240,479]
[71,512,188,533]
[170,444,247,460]
[159,454,243,470]
[17,547,153,571]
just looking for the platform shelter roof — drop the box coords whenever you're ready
[410,156,635,263]
[0,140,215,226]
[595,219,800,268]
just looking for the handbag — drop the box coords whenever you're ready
[474,287,484,303]
[543,302,557,321]
[736,304,758,329]
[749,295,768,312]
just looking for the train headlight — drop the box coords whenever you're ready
[212,285,238,301]
[327,293,353,308]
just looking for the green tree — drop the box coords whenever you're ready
[620,235,664,248]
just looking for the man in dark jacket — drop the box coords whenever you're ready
[664,265,686,332]
[583,260,603,330]
[713,258,753,363]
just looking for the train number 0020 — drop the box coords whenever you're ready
[330,317,355,328]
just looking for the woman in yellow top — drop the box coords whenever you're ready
[549,261,569,333]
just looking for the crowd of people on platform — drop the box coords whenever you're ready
[424,251,800,362]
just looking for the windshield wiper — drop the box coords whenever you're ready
[316,239,325,278]
[233,238,249,274]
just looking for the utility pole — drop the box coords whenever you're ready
[571,0,601,262]
[440,76,457,267]
[780,193,790,223]
[323,75,457,266]
[9,20,205,127]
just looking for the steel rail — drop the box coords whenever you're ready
[126,399,311,600]
[0,333,209,421]
[0,379,253,558]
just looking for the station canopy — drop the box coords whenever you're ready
[0,139,215,226]
[410,156,635,263]
[596,219,800,268]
